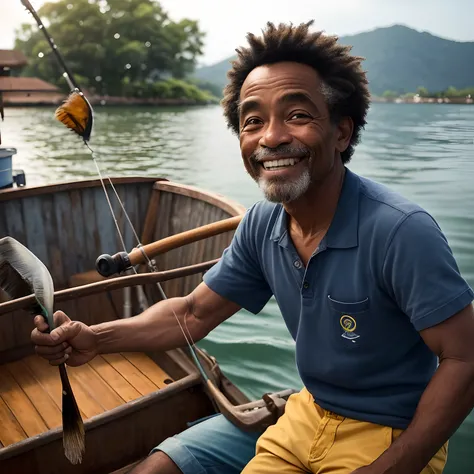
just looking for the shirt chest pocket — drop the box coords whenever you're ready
[327,295,370,350]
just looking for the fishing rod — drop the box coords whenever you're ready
[21,0,79,92]
[96,215,242,277]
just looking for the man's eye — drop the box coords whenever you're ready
[245,118,261,125]
[289,113,311,120]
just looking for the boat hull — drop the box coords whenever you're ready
[0,177,249,473]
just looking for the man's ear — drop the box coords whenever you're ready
[335,117,354,153]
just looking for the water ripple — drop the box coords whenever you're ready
[3,103,474,472]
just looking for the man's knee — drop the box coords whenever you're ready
[128,451,182,474]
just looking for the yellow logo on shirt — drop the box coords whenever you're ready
[340,315,356,332]
[340,315,360,341]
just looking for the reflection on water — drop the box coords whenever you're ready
[2,103,474,472]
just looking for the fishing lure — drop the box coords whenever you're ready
[0,237,84,464]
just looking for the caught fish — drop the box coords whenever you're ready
[0,236,85,464]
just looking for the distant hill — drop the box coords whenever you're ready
[193,25,474,96]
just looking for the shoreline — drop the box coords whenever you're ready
[2,95,219,108]
[372,96,473,105]
[3,96,473,107]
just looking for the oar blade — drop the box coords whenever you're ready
[0,236,54,327]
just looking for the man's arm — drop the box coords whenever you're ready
[32,282,241,366]
[93,282,241,353]
[361,302,474,474]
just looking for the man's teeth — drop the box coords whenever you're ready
[262,158,301,170]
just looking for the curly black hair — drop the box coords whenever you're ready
[221,20,371,163]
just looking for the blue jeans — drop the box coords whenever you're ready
[150,414,262,473]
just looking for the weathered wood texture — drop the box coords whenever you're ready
[0,377,214,474]
[0,352,173,448]
[0,180,155,289]
[150,187,242,298]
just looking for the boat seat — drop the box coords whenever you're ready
[0,352,173,448]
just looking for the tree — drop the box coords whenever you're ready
[382,90,398,100]
[15,0,205,96]
[416,86,429,97]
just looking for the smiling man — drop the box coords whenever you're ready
[31,21,474,474]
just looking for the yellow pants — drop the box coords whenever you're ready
[242,388,448,473]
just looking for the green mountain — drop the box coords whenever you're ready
[193,25,474,96]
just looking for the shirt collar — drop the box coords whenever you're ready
[269,167,360,249]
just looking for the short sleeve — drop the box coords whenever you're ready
[382,211,474,331]
[203,205,273,314]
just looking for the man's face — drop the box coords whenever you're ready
[238,61,348,203]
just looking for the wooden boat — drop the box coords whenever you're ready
[0,177,293,473]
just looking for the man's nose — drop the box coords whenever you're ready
[258,120,292,149]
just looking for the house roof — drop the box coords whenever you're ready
[0,77,60,92]
[0,50,28,68]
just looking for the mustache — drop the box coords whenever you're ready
[250,145,310,162]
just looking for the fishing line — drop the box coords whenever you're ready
[22,0,210,384]
[84,121,209,380]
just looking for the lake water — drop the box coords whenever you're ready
[2,103,474,472]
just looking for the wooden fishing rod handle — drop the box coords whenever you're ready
[96,214,242,277]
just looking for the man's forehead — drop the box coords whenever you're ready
[240,62,322,99]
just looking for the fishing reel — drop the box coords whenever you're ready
[95,251,131,277]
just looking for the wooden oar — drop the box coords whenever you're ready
[95,215,242,277]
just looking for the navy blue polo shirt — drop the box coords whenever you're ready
[203,167,474,429]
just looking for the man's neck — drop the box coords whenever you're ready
[284,163,346,239]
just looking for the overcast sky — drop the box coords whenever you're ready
[1,0,473,65]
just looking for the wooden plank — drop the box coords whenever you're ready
[21,355,63,410]
[141,189,161,245]
[5,359,62,430]
[94,187,117,256]
[0,176,161,202]
[138,182,154,239]
[70,190,88,274]
[54,191,78,280]
[88,356,141,403]
[122,352,173,389]
[0,396,26,447]
[22,196,50,269]
[41,193,66,287]
[79,188,104,327]
[123,183,139,251]
[81,186,101,265]
[22,355,104,419]
[67,363,125,410]
[0,194,8,237]
[110,183,126,253]
[0,365,48,437]
[101,354,158,396]
[4,199,26,245]
[154,181,245,217]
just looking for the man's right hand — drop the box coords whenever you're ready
[31,310,98,367]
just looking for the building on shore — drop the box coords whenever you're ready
[0,49,65,106]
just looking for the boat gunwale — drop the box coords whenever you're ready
[0,259,219,316]
[0,176,163,201]
[0,176,247,218]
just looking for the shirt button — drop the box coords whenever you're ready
[303,281,310,289]
[293,260,302,269]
